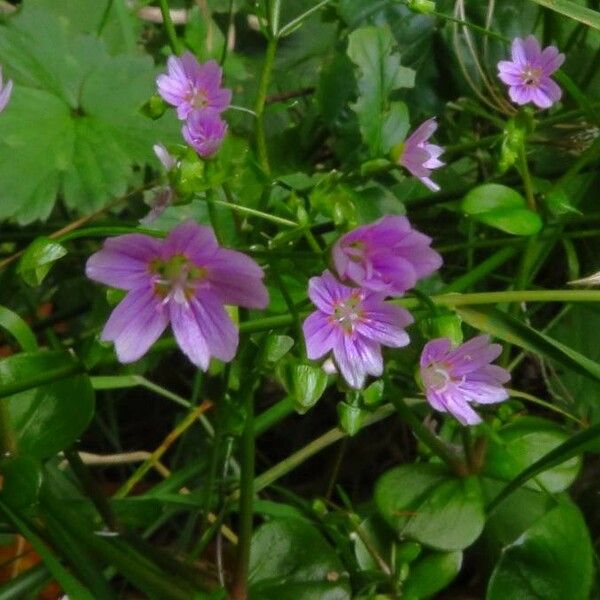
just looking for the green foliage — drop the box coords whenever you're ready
[0,3,177,223]
[249,518,351,599]
[375,464,485,551]
[347,26,415,157]
[487,502,593,600]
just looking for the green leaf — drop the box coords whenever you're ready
[456,305,600,384]
[317,54,356,124]
[0,455,42,509]
[484,417,581,493]
[347,26,415,156]
[0,305,38,352]
[487,421,600,512]
[402,551,462,600]
[0,5,177,223]
[375,464,485,551]
[17,236,68,286]
[487,502,593,600]
[461,184,542,235]
[0,351,95,459]
[0,498,95,600]
[249,518,351,599]
[0,564,51,600]
[529,0,600,30]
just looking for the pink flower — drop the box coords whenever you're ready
[86,221,269,368]
[156,53,232,120]
[332,216,442,297]
[303,271,413,388]
[0,67,13,113]
[396,118,444,192]
[420,336,511,426]
[498,35,565,109]
[182,109,227,158]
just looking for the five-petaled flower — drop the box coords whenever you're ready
[182,109,228,158]
[332,215,442,297]
[395,118,444,192]
[157,53,232,120]
[303,270,413,389]
[0,66,13,113]
[420,336,511,426]
[498,35,565,109]
[86,221,269,369]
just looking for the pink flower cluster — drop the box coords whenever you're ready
[157,53,231,157]
[303,216,442,389]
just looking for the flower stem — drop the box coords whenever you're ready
[254,36,278,175]
[390,397,468,477]
[0,401,16,457]
[517,142,536,211]
[231,374,258,600]
[158,0,182,55]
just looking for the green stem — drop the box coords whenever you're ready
[203,196,298,228]
[231,378,257,600]
[517,142,536,211]
[390,397,467,477]
[158,0,182,54]
[0,401,16,456]
[254,36,278,175]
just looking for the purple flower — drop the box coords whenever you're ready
[332,216,443,297]
[420,336,511,426]
[498,36,565,109]
[0,67,13,113]
[396,118,444,192]
[157,53,232,120]
[182,109,227,158]
[303,271,413,388]
[86,221,269,368]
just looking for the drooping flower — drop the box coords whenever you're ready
[157,53,232,120]
[395,118,444,192]
[153,143,177,171]
[419,336,511,426]
[0,67,13,113]
[303,270,413,388]
[332,215,442,297]
[182,109,227,158]
[86,221,269,368]
[498,35,565,109]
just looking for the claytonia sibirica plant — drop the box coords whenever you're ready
[394,118,445,191]
[303,271,413,388]
[3,2,600,599]
[86,221,268,368]
[157,54,232,120]
[332,215,443,296]
[498,35,565,109]
[420,336,511,425]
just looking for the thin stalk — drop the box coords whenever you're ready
[391,397,468,477]
[114,401,212,499]
[204,196,298,227]
[158,0,182,54]
[231,377,258,600]
[254,37,278,175]
[254,396,294,436]
[517,143,536,210]
[0,401,16,456]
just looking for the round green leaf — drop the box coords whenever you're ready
[0,351,95,459]
[402,550,462,600]
[461,184,542,236]
[375,464,485,551]
[487,502,593,600]
[249,518,351,600]
[484,417,581,493]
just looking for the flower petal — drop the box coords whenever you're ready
[308,271,350,314]
[356,302,413,347]
[420,337,452,367]
[86,234,161,290]
[101,287,168,363]
[161,220,218,262]
[303,311,338,360]
[207,248,269,309]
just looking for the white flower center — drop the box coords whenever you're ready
[151,255,207,306]
[422,363,451,392]
[521,65,543,86]
[332,294,363,333]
